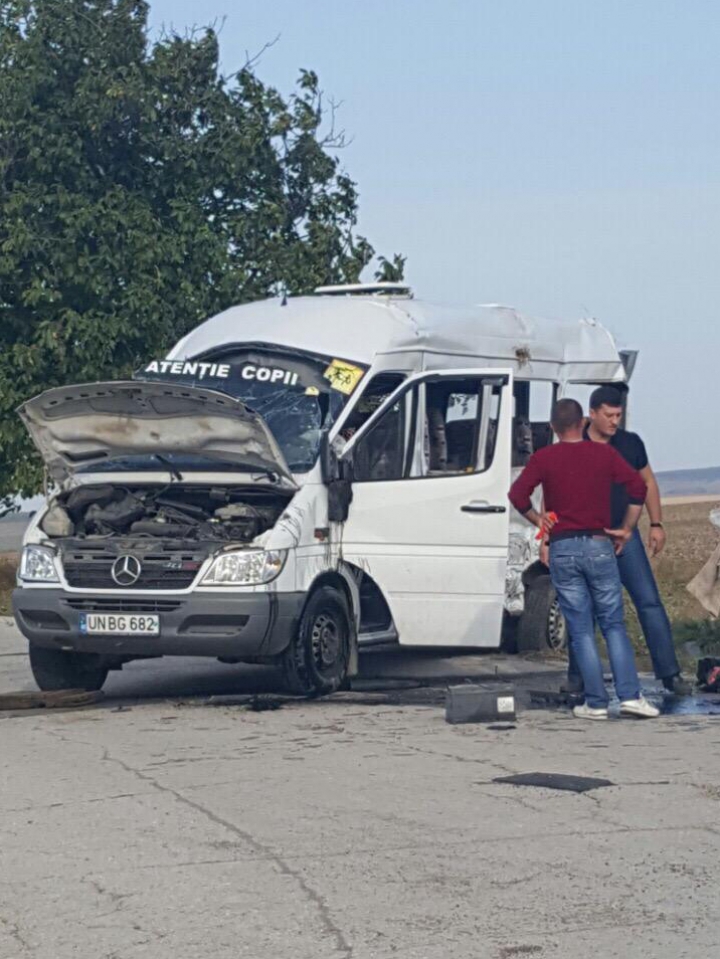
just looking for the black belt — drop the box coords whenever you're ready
[550,529,608,542]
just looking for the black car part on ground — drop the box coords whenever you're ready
[445,685,517,724]
[697,657,720,691]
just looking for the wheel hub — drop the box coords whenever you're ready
[311,612,340,668]
[547,598,568,651]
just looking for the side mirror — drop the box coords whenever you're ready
[328,477,353,523]
[338,450,353,482]
[319,430,337,485]
[321,432,354,522]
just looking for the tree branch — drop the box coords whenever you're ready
[243,32,281,71]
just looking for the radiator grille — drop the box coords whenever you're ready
[61,546,205,591]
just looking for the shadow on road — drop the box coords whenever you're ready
[95,646,565,705]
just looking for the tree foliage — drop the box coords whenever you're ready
[0,0,402,497]
[374,254,407,283]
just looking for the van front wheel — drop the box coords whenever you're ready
[282,586,351,697]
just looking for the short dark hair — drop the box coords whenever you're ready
[590,386,624,411]
[551,398,583,433]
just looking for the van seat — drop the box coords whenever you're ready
[446,420,475,471]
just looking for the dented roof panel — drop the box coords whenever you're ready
[167,296,627,383]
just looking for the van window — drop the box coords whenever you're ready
[351,390,410,482]
[528,381,555,454]
[562,383,596,413]
[338,373,406,442]
[512,381,556,462]
[529,381,555,421]
[418,375,502,477]
[348,373,505,483]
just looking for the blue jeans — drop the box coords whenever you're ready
[568,529,680,684]
[550,537,640,708]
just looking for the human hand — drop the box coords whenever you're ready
[542,510,558,530]
[534,511,558,540]
[604,527,633,555]
[647,525,666,557]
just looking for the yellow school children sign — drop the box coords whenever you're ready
[323,359,365,395]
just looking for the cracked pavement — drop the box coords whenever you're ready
[1,618,720,959]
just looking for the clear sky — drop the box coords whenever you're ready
[148,0,720,472]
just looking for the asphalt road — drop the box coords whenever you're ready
[1,618,719,959]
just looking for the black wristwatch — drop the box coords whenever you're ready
[650,522,664,529]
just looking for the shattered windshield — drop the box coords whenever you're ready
[134,349,367,473]
[227,379,343,472]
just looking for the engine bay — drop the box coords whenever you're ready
[40,483,292,544]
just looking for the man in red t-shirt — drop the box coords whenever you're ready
[508,399,659,720]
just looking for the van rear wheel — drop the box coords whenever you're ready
[516,577,568,653]
[28,644,109,692]
[282,586,351,697]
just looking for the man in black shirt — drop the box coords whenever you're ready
[565,386,690,695]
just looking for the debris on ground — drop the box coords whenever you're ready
[527,688,580,709]
[246,696,283,712]
[349,679,423,692]
[492,772,613,793]
[0,689,104,711]
[697,657,720,691]
[446,684,516,724]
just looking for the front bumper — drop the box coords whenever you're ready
[12,588,305,660]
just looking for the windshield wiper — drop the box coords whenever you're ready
[249,466,281,484]
[154,454,183,482]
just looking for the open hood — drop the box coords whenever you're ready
[18,380,297,487]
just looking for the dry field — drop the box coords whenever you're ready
[623,499,720,660]
[646,499,720,619]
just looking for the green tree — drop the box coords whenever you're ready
[374,254,406,283]
[0,0,403,498]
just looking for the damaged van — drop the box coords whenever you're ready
[12,284,635,694]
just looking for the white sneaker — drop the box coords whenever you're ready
[620,696,660,719]
[573,703,608,721]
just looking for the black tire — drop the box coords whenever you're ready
[28,644,109,692]
[515,576,568,653]
[282,586,352,697]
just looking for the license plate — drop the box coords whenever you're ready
[79,613,160,636]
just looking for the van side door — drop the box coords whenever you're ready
[338,369,513,648]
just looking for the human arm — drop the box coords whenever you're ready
[522,506,543,530]
[605,449,646,554]
[609,448,647,510]
[509,455,558,553]
[508,454,543,520]
[605,503,643,554]
[640,464,666,555]
[539,493,550,567]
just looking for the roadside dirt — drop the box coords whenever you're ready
[0,554,16,616]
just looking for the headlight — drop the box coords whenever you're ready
[200,550,286,586]
[19,545,60,583]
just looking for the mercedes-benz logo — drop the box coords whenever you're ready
[111,555,142,587]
